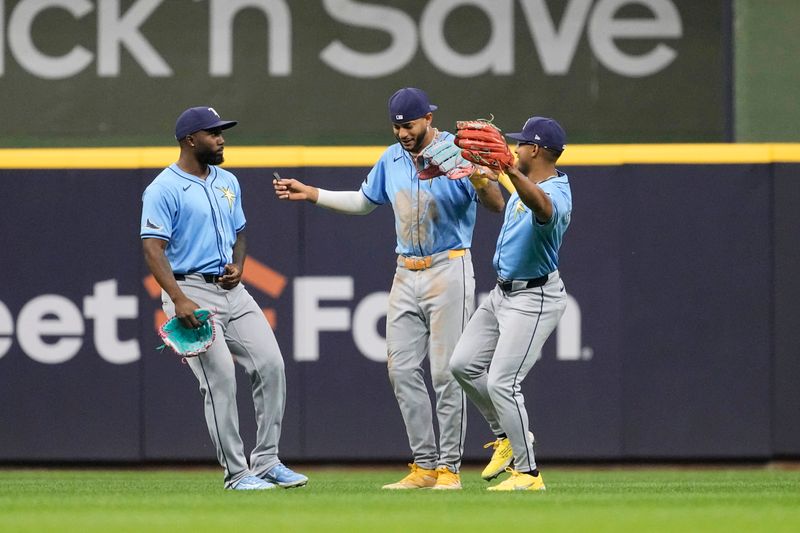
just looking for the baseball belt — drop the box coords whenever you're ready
[497,274,549,293]
[399,249,466,271]
[174,273,218,283]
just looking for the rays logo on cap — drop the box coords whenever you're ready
[208,107,220,118]
[506,116,567,153]
[395,114,404,120]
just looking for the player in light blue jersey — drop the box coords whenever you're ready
[450,116,572,492]
[141,106,307,491]
[274,88,505,489]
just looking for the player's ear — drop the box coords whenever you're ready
[187,135,195,147]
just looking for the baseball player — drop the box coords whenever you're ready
[449,116,571,491]
[273,88,505,489]
[141,106,307,491]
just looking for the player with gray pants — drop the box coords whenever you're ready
[273,88,505,489]
[141,106,307,491]
[387,249,475,475]
[160,276,288,486]
[450,116,572,491]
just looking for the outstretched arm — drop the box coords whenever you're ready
[273,177,377,215]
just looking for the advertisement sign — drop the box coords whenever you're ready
[0,0,727,146]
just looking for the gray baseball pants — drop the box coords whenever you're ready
[450,271,566,472]
[162,274,286,488]
[387,249,474,473]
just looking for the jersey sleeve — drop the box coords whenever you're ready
[534,182,570,231]
[360,157,389,205]
[140,183,175,241]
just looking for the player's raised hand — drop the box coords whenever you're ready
[273,174,318,203]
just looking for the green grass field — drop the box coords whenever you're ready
[1,466,799,532]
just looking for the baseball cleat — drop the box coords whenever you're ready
[487,468,546,492]
[262,463,308,488]
[432,466,462,490]
[230,475,276,490]
[481,431,535,481]
[382,463,438,489]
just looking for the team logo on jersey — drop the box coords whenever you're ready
[217,186,236,211]
[512,199,528,220]
[145,218,163,231]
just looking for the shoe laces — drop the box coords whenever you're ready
[269,463,293,476]
[483,438,503,450]
[504,467,521,478]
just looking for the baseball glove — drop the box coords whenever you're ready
[454,119,514,171]
[417,139,475,180]
[158,309,215,359]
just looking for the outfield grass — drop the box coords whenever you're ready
[1,466,799,532]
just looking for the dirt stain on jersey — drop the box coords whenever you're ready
[394,188,440,253]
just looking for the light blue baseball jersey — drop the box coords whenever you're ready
[493,171,571,280]
[360,131,478,256]
[140,163,246,275]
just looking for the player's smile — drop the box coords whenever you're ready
[392,115,431,155]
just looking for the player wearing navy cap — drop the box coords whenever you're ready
[141,106,307,491]
[450,116,572,491]
[273,88,505,490]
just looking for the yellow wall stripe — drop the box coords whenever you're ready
[1,144,800,169]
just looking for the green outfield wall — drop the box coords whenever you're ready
[1,1,797,146]
[0,0,730,146]
[734,0,800,141]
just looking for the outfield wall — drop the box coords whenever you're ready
[0,145,798,463]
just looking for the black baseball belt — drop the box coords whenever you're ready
[497,274,549,293]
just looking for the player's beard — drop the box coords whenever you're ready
[396,130,426,155]
[198,148,224,166]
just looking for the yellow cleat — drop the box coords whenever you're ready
[432,466,462,490]
[487,468,546,491]
[481,431,536,481]
[481,438,513,480]
[382,463,438,490]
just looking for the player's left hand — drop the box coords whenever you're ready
[455,119,514,172]
[417,139,475,180]
[218,263,242,289]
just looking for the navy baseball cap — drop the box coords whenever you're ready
[388,88,438,123]
[175,106,238,140]
[506,116,567,153]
